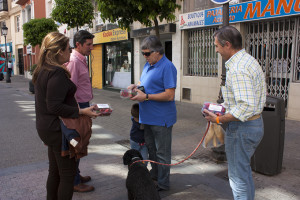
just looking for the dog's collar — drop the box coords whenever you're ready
[131,157,141,161]
[129,157,143,168]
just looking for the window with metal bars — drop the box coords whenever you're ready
[187,27,218,77]
[245,17,300,105]
[16,15,20,32]
[295,18,300,82]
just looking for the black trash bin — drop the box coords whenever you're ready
[251,95,285,175]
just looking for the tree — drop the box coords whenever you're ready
[23,18,58,47]
[96,0,181,39]
[51,0,94,30]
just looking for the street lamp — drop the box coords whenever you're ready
[1,24,10,83]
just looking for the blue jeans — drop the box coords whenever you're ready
[130,139,149,166]
[144,124,172,190]
[74,102,90,185]
[225,117,264,200]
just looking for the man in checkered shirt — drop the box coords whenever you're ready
[204,26,266,200]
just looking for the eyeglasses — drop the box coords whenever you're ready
[141,51,154,57]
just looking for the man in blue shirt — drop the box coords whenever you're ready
[129,35,177,191]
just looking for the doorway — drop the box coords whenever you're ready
[165,41,172,62]
[18,48,24,75]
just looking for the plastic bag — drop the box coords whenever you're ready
[203,122,225,148]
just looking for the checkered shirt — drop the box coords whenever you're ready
[222,49,266,122]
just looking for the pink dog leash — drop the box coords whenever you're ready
[130,121,211,167]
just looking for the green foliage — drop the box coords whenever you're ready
[51,0,94,30]
[96,0,181,36]
[23,18,58,47]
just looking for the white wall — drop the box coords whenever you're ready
[181,76,221,104]
[133,38,144,84]
[10,15,23,74]
[172,22,181,101]
[45,0,52,18]
[286,83,300,121]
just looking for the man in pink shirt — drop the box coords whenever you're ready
[66,30,95,193]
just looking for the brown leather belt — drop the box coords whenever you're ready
[247,114,261,121]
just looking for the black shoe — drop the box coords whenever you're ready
[211,144,225,153]
[156,185,168,191]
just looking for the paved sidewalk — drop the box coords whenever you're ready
[0,75,299,200]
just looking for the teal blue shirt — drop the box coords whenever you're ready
[139,55,177,127]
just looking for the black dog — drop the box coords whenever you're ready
[123,149,160,200]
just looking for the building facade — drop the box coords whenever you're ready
[16,0,46,78]
[10,0,23,75]
[179,0,300,120]
[130,6,182,101]
[0,0,23,76]
[4,0,300,121]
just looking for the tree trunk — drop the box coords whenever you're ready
[154,19,160,40]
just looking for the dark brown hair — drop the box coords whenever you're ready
[131,103,139,118]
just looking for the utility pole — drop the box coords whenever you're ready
[1,24,10,83]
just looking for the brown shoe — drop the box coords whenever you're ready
[74,183,95,192]
[80,175,91,183]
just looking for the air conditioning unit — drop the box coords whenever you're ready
[102,23,119,31]
[96,24,103,32]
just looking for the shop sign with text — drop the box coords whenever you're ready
[180,0,300,29]
[0,45,12,53]
[94,28,128,44]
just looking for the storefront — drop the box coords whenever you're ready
[179,0,300,119]
[104,39,133,89]
[93,28,133,90]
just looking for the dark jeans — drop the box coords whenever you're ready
[47,145,76,200]
[8,68,12,76]
[74,101,90,185]
[144,124,172,190]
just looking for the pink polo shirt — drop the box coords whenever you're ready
[66,50,93,103]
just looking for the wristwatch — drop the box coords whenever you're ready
[145,94,149,101]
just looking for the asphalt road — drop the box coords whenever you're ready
[0,81,47,169]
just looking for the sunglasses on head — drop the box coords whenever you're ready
[141,51,154,57]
